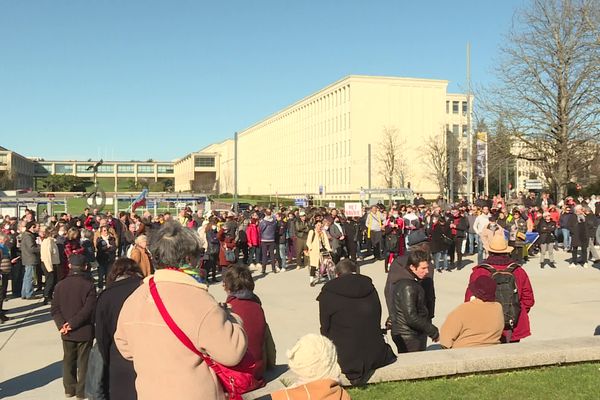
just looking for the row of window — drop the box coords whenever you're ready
[446,100,468,115]
[35,163,173,174]
[194,157,216,168]
[446,124,469,137]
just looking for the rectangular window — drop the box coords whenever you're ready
[462,101,468,115]
[137,164,154,174]
[452,124,459,135]
[462,125,468,137]
[462,148,468,161]
[0,154,7,165]
[35,163,52,174]
[55,164,73,174]
[446,101,450,114]
[194,157,215,168]
[76,164,93,173]
[117,164,134,173]
[98,165,114,173]
[452,101,459,114]
[157,164,174,173]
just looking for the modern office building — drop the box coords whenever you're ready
[173,139,234,193]
[0,146,35,189]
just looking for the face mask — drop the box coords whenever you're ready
[323,225,329,230]
[212,226,218,231]
[392,214,398,218]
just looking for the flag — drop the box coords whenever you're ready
[131,189,148,212]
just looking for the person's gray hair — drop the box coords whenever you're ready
[149,221,201,268]
[135,234,147,244]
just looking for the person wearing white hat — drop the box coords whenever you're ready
[270,334,350,400]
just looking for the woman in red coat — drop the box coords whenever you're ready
[245,217,261,267]
[223,265,267,386]
[217,225,237,268]
[465,235,535,342]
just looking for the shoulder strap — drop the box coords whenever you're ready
[505,263,520,273]
[149,277,206,360]
[477,264,497,274]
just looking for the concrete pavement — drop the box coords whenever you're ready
[1,250,599,399]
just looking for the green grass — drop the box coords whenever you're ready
[348,363,600,400]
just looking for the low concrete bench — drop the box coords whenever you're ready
[244,336,600,399]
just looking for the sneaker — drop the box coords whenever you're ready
[309,276,317,287]
[583,262,591,269]
[568,263,577,269]
[274,267,280,273]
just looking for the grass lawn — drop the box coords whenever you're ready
[348,363,600,400]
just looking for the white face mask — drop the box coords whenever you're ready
[392,214,398,218]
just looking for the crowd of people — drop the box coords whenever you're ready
[0,190,598,399]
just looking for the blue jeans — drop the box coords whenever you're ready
[476,235,485,264]
[467,232,477,254]
[433,251,448,270]
[22,265,35,299]
[278,243,287,270]
[561,228,571,249]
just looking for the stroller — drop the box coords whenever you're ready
[318,250,336,283]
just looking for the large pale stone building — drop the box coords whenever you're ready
[0,146,35,189]
[182,75,471,199]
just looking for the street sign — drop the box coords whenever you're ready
[525,179,543,190]
[295,198,308,207]
[328,202,336,208]
[319,185,324,195]
[344,202,362,217]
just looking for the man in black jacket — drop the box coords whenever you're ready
[51,254,97,399]
[317,259,396,386]
[294,211,310,268]
[390,250,439,353]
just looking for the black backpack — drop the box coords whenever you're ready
[385,232,400,253]
[478,263,521,330]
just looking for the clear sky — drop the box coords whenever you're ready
[0,0,524,161]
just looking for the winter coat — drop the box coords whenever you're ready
[294,219,310,239]
[271,379,351,400]
[439,298,504,349]
[129,246,153,277]
[258,216,277,242]
[20,231,40,266]
[95,276,142,400]
[559,212,576,231]
[246,223,260,247]
[465,254,535,341]
[115,269,248,400]
[571,215,588,248]
[537,219,556,244]
[275,220,288,245]
[390,266,439,339]
[96,235,117,266]
[50,271,97,342]
[429,223,452,254]
[450,215,469,239]
[226,293,266,381]
[217,229,236,267]
[328,223,345,251]
[317,274,396,382]
[40,237,60,273]
[307,229,331,268]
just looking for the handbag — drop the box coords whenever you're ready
[148,277,262,400]
[84,342,108,400]
[224,246,237,263]
[0,258,12,274]
[441,234,453,246]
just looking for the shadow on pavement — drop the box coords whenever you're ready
[0,360,62,398]
[0,309,52,334]
[3,301,44,315]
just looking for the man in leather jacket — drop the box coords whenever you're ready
[390,250,439,353]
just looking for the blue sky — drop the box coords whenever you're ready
[0,0,523,161]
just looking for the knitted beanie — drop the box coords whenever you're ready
[286,334,341,383]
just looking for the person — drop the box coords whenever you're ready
[114,221,248,400]
[473,207,490,264]
[223,265,272,387]
[365,206,384,259]
[40,226,60,305]
[96,225,117,290]
[20,221,40,299]
[570,205,590,268]
[217,224,237,270]
[559,205,576,251]
[389,250,439,353]
[95,258,143,400]
[317,259,396,385]
[583,206,600,264]
[465,235,535,343]
[51,254,97,400]
[448,208,469,268]
[246,215,261,269]
[270,334,350,400]
[129,234,153,277]
[537,212,557,268]
[275,213,288,270]
[439,275,504,349]
[294,211,310,268]
[306,220,332,287]
[259,209,279,274]
[430,216,451,273]
[0,233,13,323]
[328,214,346,264]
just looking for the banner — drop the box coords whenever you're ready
[476,132,488,179]
[344,202,362,217]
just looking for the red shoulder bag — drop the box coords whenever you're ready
[148,277,263,399]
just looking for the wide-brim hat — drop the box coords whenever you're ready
[484,235,513,254]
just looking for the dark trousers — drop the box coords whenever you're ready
[261,242,276,271]
[449,237,464,264]
[295,238,307,267]
[287,238,295,262]
[392,334,427,353]
[572,244,588,265]
[346,240,357,262]
[62,340,92,398]
[203,254,218,281]
[11,261,23,298]
[369,231,383,259]
[0,272,10,313]
[42,264,57,300]
[238,242,249,264]
[35,264,45,291]
[97,262,112,289]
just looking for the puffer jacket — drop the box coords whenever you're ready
[537,219,556,244]
[390,266,438,339]
[258,216,277,242]
[246,223,260,247]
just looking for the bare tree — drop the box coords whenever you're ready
[422,134,448,196]
[376,126,408,188]
[487,0,600,200]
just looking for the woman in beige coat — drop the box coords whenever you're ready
[39,226,60,304]
[129,235,153,277]
[115,221,247,400]
[306,221,331,286]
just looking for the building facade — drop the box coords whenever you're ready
[0,146,35,189]
[173,139,234,193]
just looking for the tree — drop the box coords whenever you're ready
[0,171,16,190]
[486,119,516,195]
[488,0,600,200]
[376,126,408,188]
[422,134,448,196]
[40,175,92,192]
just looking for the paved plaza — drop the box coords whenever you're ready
[1,252,599,399]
